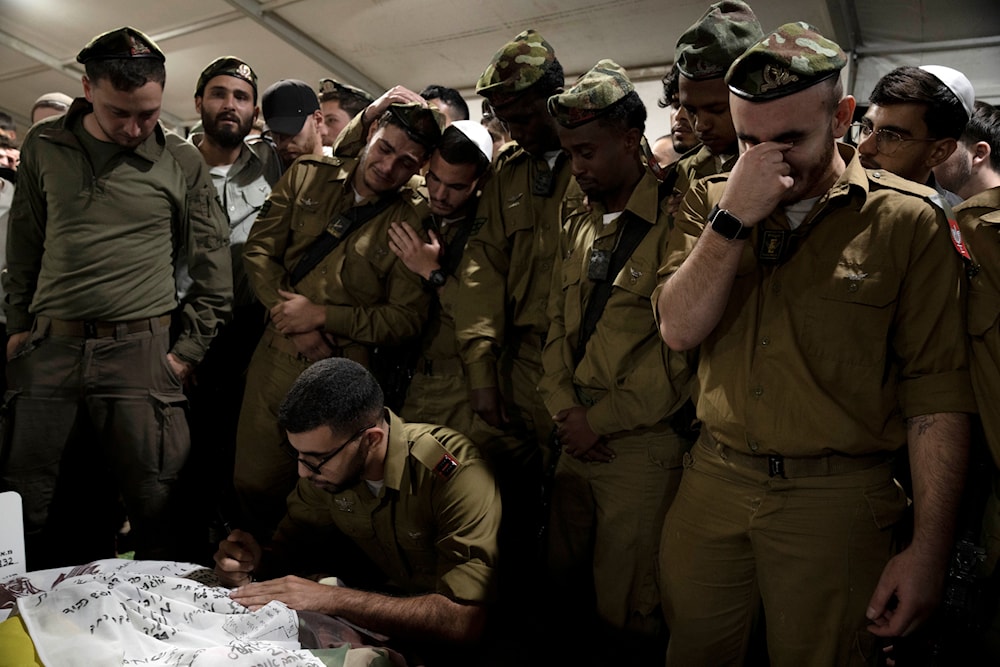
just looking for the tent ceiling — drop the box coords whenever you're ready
[1,0,997,136]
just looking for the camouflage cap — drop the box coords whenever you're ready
[77,26,164,64]
[726,22,846,101]
[547,59,634,128]
[476,29,559,107]
[195,56,257,100]
[385,102,446,151]
[674,1,763,81]
[318,78,375,105]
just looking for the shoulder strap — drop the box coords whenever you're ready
[290,192,400,286]
[575,214,651,364]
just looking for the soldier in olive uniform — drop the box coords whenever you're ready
[387,121,495,439]
[670,1,763,206]
[936,101,1000,659]
[539,60,696,662]
[235,103,441,543]
[452,29,571,604]
[655,24,975,665]
[216,358,499,663]
[1,27,233,568]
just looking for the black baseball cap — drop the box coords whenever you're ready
[261,79,320,135]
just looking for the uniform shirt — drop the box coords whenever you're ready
[539,169,693,435]
[4,98,232,364]
[273,410,500,603]
[670,144,737,211]
[0,177,12,326]
[242,154,430,351]
[656,145,975,457]
[186,135,282,307]
[417,209,480,364]
[959,186,1000,466]
[454,144,571,390]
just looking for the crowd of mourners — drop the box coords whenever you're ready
[1,2,1000,665]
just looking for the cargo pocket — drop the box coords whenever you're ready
[150,391,189,483]
[864,478,909,530]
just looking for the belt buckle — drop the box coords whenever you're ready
[84,321,98,338]
[768,455,785,478]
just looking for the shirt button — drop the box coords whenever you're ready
[752,386,763,398]
[761,336,770,346]
[748,440,759,452]
[772,282,781,295]
[848,282,859,293]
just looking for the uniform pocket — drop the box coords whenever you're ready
[863,477,909,530]
[802,270,899,367]
[149,391,189,483]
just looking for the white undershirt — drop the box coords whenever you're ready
[784,195,821,230]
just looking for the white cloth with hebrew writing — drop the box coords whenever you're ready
[11,561,324,666]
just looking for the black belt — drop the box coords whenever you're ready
[701,433,891,479]
[417,357,465,377]
[48,314,172,339]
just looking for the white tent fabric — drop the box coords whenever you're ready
[1,0,996,144]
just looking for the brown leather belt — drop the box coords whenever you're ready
[701,432,891,479]
[416,356,465,377]
[47,314,172,339]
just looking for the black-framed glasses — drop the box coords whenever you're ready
[848,121,938,156]
[281,422,376,474]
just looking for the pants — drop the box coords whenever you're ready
[660,436,908,667]
[0,315,188,570]
[400,364,475,440]
[233,328,314,542]
[547,424,690,636]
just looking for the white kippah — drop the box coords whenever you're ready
[919,65,976,120]
[450,119,494,162]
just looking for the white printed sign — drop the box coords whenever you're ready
[0,491,25,579]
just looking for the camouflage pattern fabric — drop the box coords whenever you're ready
[547,59,634,129]
[726,22,847,101]
[476,29,558,106]
[674,0,763,80]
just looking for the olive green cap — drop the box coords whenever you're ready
[547,59,634,128]
[77,26,164,64]
[318,78,375,104]
[386,102,446,151]
[195,56,257,99]
[726,22,846,101]
[476,29,559,107]
[674,1,763,81]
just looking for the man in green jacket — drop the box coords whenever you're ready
[1,26,233,569]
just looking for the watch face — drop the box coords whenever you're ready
[429,270,447,287]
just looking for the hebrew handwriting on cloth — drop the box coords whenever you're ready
[0,558,325,666]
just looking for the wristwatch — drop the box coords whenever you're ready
[708,205,751,241]
[423,269,447,289]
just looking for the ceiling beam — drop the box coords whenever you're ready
[223,0,384,95]
[0,28,186,128]
[855,34,1000,56]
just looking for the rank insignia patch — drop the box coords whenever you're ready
[433,453,459,480]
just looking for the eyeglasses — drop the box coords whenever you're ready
[281,422,376,475]
[848,121,939,156]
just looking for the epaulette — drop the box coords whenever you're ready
[494,141,526,168]
[864,168,936,198]
[163,132,211,188]
[410,430,462,482]
[867,169,978,273]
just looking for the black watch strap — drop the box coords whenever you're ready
[708,204,751,240]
